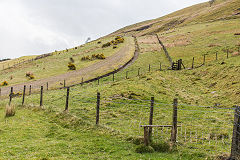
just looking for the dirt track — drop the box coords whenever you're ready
[0,41,137,96]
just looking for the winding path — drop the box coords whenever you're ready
[0,37,139,96]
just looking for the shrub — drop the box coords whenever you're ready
[68,62,76,70]
[102,42,111,48]
[113,45,117,49]
[151,141,170,152]
[115,36,124,43]
[97,41,101,44]
[75,47,78,49]
[82,54,105,61]
[5,105,15,117]
[1,81,8,86]
[81,55,91,61]
[92,54,97,59]
[96,54,106,59]
[26,72,34,80]
[29,75,35,79]
[11,92,22,97]
[135,145,154,153]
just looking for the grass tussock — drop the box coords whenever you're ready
[5,105,15,117]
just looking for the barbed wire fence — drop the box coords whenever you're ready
[3,85,240,158]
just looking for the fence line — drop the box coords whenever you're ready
[4,86,239,158]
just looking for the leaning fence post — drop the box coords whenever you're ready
[22,85,26,105]
[65,87,70,111]
[9,87,13,105]
[149,64,151,72]
[29,85,32,95]
[203,54,206,65]
[149,97,154,141]
[96,92,100,125]
[40,86,43,106]
[192,57,194,69]
[171,98,178,145]
[230,106,240,159]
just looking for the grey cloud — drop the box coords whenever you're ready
[0,0,207,59]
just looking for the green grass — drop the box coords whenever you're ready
[1,0,240,159]
[3,31,239,158]
[0,105,202,160]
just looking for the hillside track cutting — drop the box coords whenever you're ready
[0,37,139,96]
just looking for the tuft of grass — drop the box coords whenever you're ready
[151,141,170,152]
[135,145,155,153]
[5,105,15,117]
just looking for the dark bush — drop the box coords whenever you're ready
[102,42,112,48]
[26,72,35,80]
[68,62,76,70]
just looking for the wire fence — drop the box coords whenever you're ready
[3,87,239,158]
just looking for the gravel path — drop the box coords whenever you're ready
[0,39,138,96]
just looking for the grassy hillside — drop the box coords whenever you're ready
[112,0,240,36]
[0,0,240,159]
[0,36,133,87]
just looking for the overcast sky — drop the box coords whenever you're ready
[0,0,207,59]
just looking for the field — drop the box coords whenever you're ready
[0,0,240,159]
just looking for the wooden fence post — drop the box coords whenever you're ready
[144,126,150,146]
[230,106,240,160]
[171,98,178,145]
[64,80,66,88]
[40,86,43,106]
[203,54,206,65]
[192,57,195,69]
[29,85,32,95]
[216,52,218,60]
[65,87,70,111]
[0,88,1,97]
[138,68,140,76]
[126,71,128,79]
[149,64,151,72]
[47,82,48,90]
[9,87,13,105]
[149,97,154,141]
[22,85,26,105]
[113,73,115,82]
[96,92,100,125]
[227,49,229,59]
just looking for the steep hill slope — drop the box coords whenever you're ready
[112,0,240,36]
[0,0,240,159]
